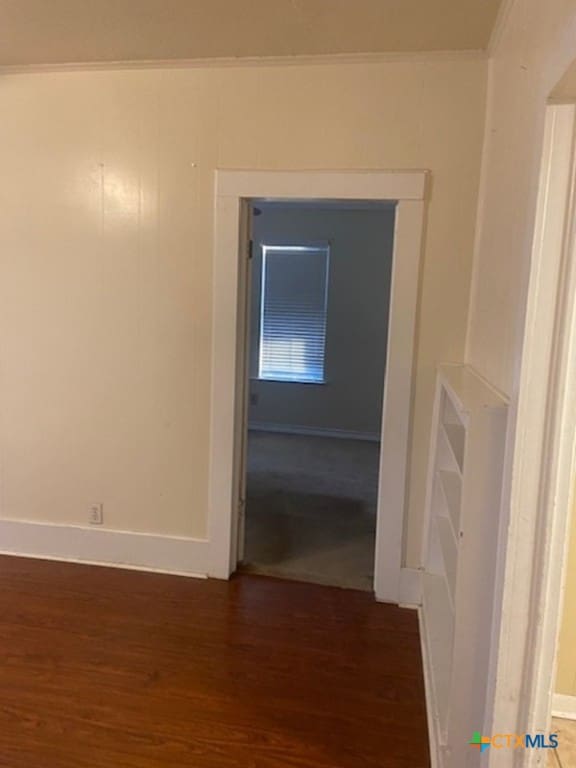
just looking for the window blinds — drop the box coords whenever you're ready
[259,244,329,383]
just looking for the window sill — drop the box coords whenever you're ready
[250,377,327,386]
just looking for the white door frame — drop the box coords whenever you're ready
[207,169,427,603]
[486,103,576,766]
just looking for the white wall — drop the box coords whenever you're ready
[249,204,394,437]
[463,0,576,746]
[0,59,486,560]
[467,3,576,395]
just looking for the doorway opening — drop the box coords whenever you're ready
[239,200,395,590]
[209,169,426,603]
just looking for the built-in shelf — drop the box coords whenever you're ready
[422,364,508,762]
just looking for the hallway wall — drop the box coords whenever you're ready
[462,0,576,741]
[0,60,486,563]
[466,2,576,396]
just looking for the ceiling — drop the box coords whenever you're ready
[0,0,503,68]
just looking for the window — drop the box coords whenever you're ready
[258,244,330,384]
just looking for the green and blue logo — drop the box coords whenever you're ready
[470,731,559,753]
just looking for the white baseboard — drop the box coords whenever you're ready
[374,567,422,607]
[552,693,576,720]
[399,567,423,607]
[418,606,443,768]
[249,422,380,442]
[0,519,210,578]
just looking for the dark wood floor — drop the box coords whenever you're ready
[0,556,430,768]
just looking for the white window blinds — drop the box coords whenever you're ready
[258,244,330,384]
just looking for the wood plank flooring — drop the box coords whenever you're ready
[0,556,430,768]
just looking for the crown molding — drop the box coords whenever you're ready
[0,48,486,76]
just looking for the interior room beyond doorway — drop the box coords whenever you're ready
[242,200,395,591]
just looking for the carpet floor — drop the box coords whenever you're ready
[243,431,380,591]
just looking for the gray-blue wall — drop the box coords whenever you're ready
[248,203,395,437]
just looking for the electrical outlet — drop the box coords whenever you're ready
[89,503,103,526]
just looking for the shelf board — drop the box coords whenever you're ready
[438,470,462,534]
[437,426,461,475]
[439,363,509,415]
[442,423,465,473]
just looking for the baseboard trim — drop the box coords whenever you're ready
[249,422,380,442]
[0,519,210,578]
[552,693,576,720]
[398,567,423,607]
[418,606,442,768]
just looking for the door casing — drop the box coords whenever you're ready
[207,169,427,603]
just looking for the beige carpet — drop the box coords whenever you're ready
[243,431,379,591]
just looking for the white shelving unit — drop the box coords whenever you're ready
[421,364,508,767]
